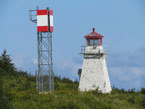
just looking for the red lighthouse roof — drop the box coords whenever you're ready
[84,28,104,39]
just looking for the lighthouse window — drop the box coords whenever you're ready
[89,40,98,46]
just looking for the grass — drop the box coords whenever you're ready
[1,75,145,109]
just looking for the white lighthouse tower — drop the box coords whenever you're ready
[78,28,112,93]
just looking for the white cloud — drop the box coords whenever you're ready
[131,67,145,77]
[32,58,38,65]
[54,60,82,81]
[106,47,145,90]
[12,54,82,80]
[12,54,37,74]
[12,54,26,68]
[108,66,145,90]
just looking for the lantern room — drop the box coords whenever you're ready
[84,28,104,46]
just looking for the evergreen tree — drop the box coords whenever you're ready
[0,49,16,75]
[0,50,13,108]
[0,78,12,109]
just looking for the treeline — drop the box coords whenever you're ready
[111,86,145,95]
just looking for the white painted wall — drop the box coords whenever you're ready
[37,15,48,26]
[79,46,112,93]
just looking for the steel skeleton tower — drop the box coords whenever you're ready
[79,28,112,93]
[30,7,54,92]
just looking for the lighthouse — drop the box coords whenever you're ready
[78,28,112,93]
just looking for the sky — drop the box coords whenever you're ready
[0,0,145,91]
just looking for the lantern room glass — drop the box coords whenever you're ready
[88,39,98,46]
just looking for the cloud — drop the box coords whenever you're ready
[32,58,38,65]
[108,47,145,67]
[107,47,145,90]
[12,54,37,74]
[12,54,25,68]
[12,54,82,81]
[54,58,82,81]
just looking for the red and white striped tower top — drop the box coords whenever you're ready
[37,9,53,32]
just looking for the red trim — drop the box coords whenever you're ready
[86,39,88,46]
[84,28,104,39]
[98,40,100,46]
[37,26,48,32]
[49,10,53,15]
[93,28,95,32]
[101,39,102,46]
[50,26,53,32]
[85,36,102,39]
[37,10,48,15]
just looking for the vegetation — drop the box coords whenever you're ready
[0,50,145,109]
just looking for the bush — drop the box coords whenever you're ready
[128,96,135,104]
[141,88,145,94]
[128,88,135,94]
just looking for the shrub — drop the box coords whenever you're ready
[140,97,145,107]
[128,96,135,104]
[141,88,145,94]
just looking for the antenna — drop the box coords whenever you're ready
[29,7,54,92]
[29,10,37,23]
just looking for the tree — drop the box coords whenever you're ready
[0,78,12,109]
[0,49,16,75]
[0,50,14,108]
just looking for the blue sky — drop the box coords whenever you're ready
[0,0,145,90]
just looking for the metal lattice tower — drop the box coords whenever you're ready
[29,7,54,92]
